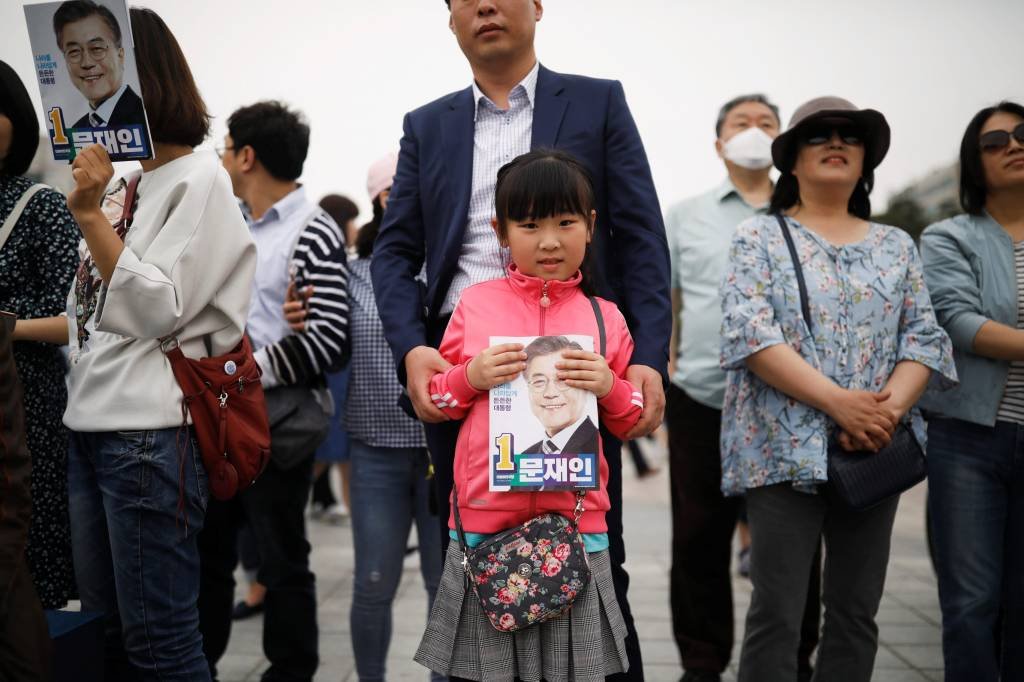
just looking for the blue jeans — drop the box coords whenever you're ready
[69,428,211,681]
[349,440,443,682]
[927,417,1024,682]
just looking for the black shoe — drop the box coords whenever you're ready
[680,671,721,682]
[231,600,264,620]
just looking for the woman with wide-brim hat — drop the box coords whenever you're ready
[718,96,957,681]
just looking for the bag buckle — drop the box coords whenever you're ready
[160,337,180,353]
[218,391,228,408]
[572,490,585,525]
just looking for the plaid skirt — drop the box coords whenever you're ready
[415,543,629,682]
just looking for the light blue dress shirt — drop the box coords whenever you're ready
[665,179,768,409]
[245,186,316,353]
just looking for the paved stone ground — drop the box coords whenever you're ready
[218,440,944,681]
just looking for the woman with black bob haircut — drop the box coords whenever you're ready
[0,60,80,611]
[14,8,256,681]
[918,100,1024,682]
[718,97,956,681]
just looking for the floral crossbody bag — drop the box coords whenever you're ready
[452,297,606,632]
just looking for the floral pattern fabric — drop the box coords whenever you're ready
[462,512,590,632]
[718,215,957,496]
[0,175,80,607]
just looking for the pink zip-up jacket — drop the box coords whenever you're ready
[430,265,644,535]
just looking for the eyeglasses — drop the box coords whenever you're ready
[800,123,864,146]
[980,123,1024,153]
[215,144,234,158]
[528,376,570,394]
[64,42,112,64]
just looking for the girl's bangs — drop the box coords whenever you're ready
[498,158,592,223]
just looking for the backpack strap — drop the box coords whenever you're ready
[0,184,47,252]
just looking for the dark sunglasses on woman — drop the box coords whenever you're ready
[800,123,864,146]
[980,123,1024,152]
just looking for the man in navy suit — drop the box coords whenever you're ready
[372,2,670,677]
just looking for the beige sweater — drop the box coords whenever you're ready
[64,151,256,431]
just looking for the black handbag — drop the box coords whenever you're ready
[264,385,331,470]
[775,213,926,510]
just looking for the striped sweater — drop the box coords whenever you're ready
[260,208,350,386]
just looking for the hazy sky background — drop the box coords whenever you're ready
[4,0,1023,221]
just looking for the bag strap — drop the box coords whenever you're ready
[775,213,812,333]
[588,296,606,356]
[0,184,47,252]
[120,174,142,227]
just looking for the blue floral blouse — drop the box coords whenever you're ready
[718,215,957,496]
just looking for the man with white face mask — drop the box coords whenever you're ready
[666,94,817,682]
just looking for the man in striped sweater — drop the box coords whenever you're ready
[198,101,348,682]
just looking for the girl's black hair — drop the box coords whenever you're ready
[958,101,1024,216]
[0,60,40,177]
[494,149,598,295]
[768,128,875,220]
[355,194,384,259]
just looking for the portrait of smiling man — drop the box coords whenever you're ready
[522,335,599,457]
[52,0,145,129]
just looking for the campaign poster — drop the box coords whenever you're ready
[489,334,599,493]
[24,0,153,161]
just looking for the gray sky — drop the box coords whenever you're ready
[4,0,1023,221]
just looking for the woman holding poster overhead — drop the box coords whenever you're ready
[13,7,255,680]
[413,150,643,682]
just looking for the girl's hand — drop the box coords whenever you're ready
[556,349,613,398]
[827,389,896,452]
[467,343,526,391]
[68,144,115,225]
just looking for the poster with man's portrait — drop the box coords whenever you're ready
[489,334,600,493]
[24,0,153,161]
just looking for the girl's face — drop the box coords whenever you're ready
[495,209,595,282]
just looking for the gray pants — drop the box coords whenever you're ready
[738,484,899,682]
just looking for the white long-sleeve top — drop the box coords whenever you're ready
[64,151,257,431]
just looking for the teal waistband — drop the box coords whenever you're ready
[449,529,609,553]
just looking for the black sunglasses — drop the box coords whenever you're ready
[800,123,864,146]
[980,123,1024,153]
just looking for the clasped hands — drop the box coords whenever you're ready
[828,388,904,453]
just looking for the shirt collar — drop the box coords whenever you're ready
[716,176,771,211]
[93,83,128,123]
[472,60,540,121]
[548,413,590,450]
[249,185,307,228]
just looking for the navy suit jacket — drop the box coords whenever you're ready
[372,65,671,384]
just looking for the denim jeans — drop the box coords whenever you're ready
[927,417,1024,682]
[68,428,210,681]
[349,440,443,682]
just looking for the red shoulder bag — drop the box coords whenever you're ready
[110,173,271,500]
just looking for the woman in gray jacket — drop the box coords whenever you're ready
[919,100,1024,682]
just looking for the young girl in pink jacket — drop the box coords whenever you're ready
[415,150,643,682]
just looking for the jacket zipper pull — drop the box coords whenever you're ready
[539,281,551,308]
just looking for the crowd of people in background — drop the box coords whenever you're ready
[1,1,1023,682]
